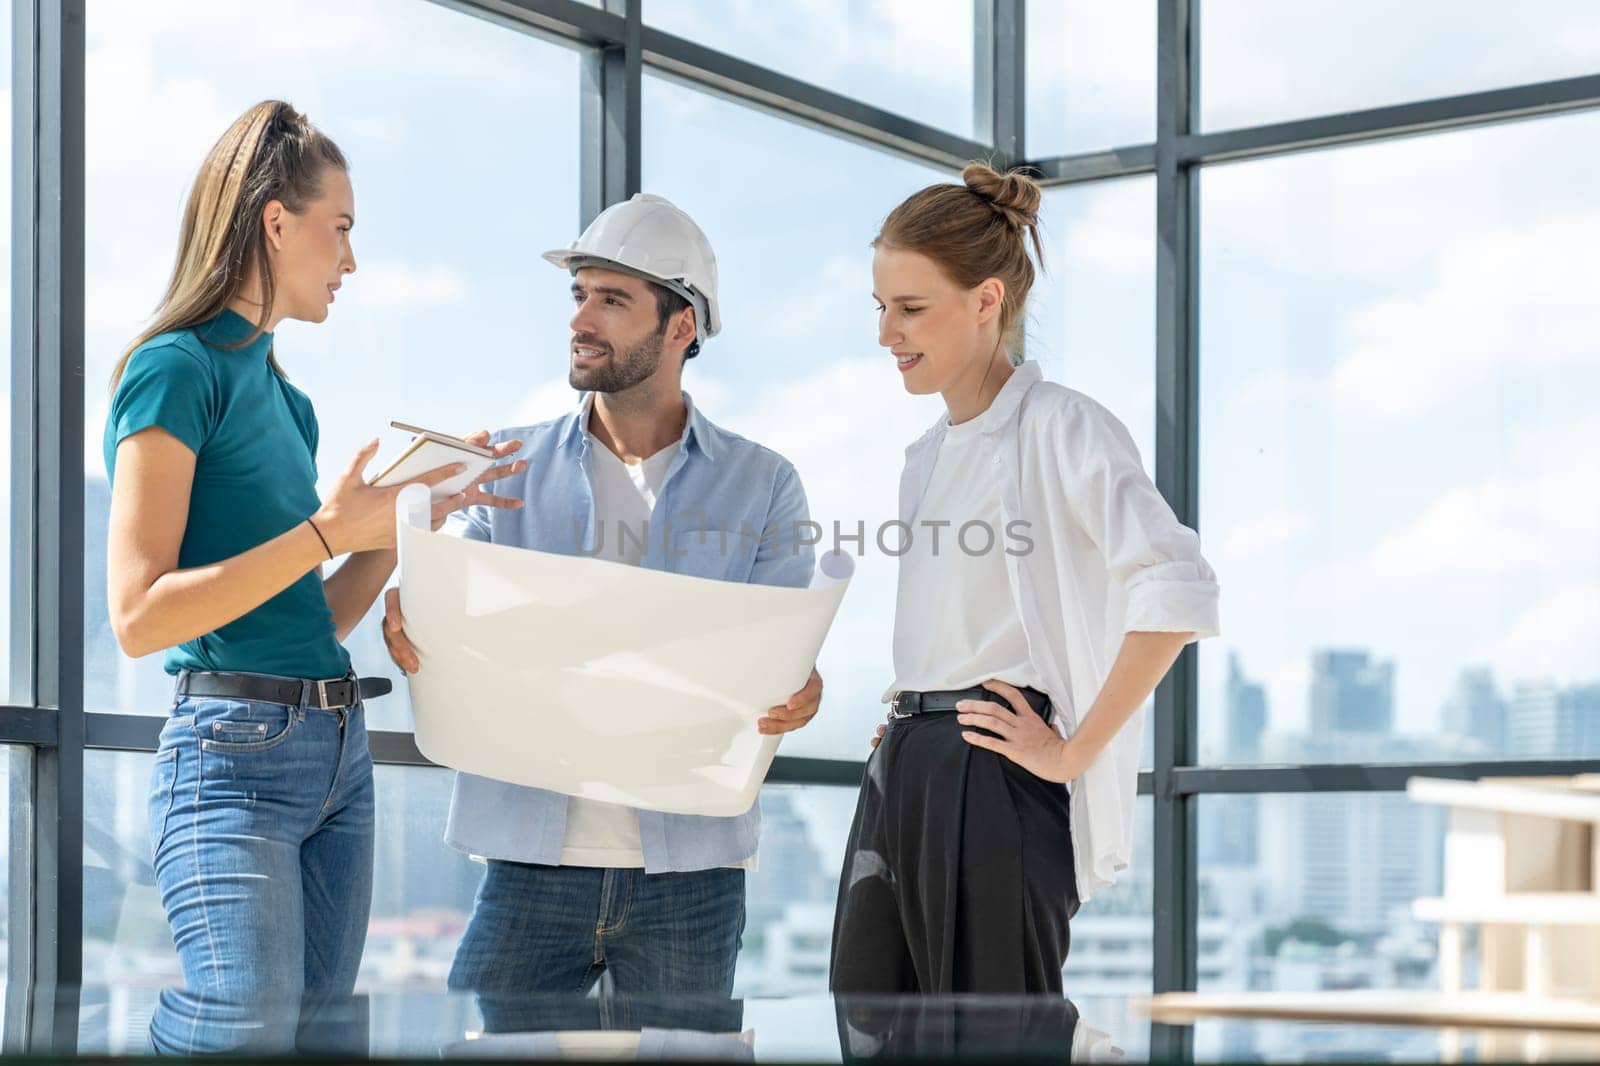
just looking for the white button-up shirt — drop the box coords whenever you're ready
[890,360,1220,903]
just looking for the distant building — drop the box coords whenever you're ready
[1310,650,1394,735]
[1225,652,1268,761]
[1440,667,1507,755]
[1258,733,1443,936]
[1509,680,1600,758]
[751,901,834,994]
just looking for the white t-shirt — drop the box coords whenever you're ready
[558,432,679,868]
[890,414,1044,696]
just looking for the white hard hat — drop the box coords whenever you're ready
[543,193,721,344]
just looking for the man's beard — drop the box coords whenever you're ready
[568,326,666,394]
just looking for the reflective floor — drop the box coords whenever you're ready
[4,984,1599,1061]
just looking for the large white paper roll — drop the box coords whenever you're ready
[395,487,853,816]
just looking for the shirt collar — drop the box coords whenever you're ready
[559,389,718,461]
[978,360,1043,434]
[196,308,273,358]
[907,359,1045,457]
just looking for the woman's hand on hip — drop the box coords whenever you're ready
[313,439,467,555]
[957,678,1085,783]
[429,431,527,531]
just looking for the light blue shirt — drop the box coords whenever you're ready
[443,391,815,872]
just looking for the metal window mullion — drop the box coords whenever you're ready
[1150,0,1198,1056]
[5,0,41,1045]
[23,0,86,1049]
[65,705,1600,793]
[1026,143,1158,186]
[973,0,1024,165]
[0,706,56,746]
[1172,758,1600,796]
[8,0,37,712]
[1023,81,1600,186]
[443,0,626,48]
[579,0,638,229]
[1182,72,1600,165]
[74,713,874,791]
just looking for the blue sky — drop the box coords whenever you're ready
[31,0,1600,771]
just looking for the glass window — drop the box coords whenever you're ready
[1198,112,1600,765]
[79,769,851,1006]
[360,764,482,995]
[1030,178,1155,478]
[1201,0,1600,131]
[643,73,950,762]
[81,2,583,726]
[1198,793,1448,1026]
[1031,177,1156,770]
[735,785,855,995]
[81,750,180,1050]
[645,0,975,137]
[1025,0,1155,156]
[1062,796,1153,995]
[2,746,23,1046]
[82,755,481,1047]
[1,0,12,703]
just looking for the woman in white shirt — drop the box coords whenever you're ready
[828,164,1220,994]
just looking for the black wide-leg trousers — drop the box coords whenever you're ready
[829,690,1079,994]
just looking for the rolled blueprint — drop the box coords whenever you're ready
[394,484,853,816]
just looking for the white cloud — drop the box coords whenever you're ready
[1203,112,1600,284]
[512,375,581,427]
[346,260,468,310]
[89,0,560,92]
[1483,586,1600,689]
[1230,367,1324,411]
[1052,183,1153,280]
[740,252,874,344]
[684,373,734,415]
[1366,481,1545,578]
[1200,1,1600,130]
[650,0,971,101]
[1297,436,1600,592]
[1025,0,1156,150]
[1219,510,1313,560]
[1331,212,1600,419]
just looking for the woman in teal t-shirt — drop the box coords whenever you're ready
[103,101,524,1053]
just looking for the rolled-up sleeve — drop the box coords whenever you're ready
[1057,398,1220,641]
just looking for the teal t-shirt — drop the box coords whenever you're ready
[103,309,351,680]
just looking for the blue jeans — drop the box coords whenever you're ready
[146,688,375,1054]
[448,862,746,1003]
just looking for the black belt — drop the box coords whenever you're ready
[175,670,393,711]
[889,684,1051,722]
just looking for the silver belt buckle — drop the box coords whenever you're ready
[316,678,332,708]
[888,693,911,720]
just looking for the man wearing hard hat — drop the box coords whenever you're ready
[382,194,823,999]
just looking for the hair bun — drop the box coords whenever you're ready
[962,162,1041,231]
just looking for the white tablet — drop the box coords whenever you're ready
[371,424,498,500]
